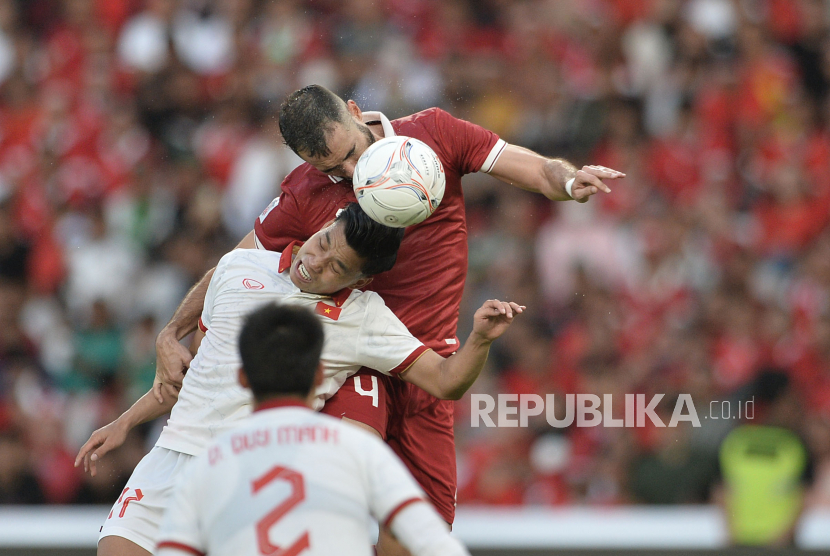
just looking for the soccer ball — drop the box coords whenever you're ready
[353,136,445,228]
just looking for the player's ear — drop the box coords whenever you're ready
[349,276,372,290]
[345,99,362,121]
[237,367,250,389]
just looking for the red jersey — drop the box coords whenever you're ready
[255,108,504,356]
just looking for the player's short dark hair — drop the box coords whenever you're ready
[279,85,348,157]
[336,203,405,276]
[238,303,324,400]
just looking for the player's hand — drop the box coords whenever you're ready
[154,328,191,403]
[472,300,524,342]
[74,419,129,477]
[570,165,625,203]
[152,375,181,405]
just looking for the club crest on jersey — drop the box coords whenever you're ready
[315,302,341,320]
[243,278,265,290]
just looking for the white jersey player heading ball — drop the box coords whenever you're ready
[78,202,523,556]
[156,303,469,556]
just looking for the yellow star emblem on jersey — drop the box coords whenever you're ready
[315,301,341,320]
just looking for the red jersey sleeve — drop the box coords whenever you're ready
[253,186,304,252]
[427,107,503,176]
[254,163,353,252]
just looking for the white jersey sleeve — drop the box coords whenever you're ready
[361,435,469,556]
[390,503,469,556]
[361,432,425,523]
[199,254,230,331]
[356,293,429,376]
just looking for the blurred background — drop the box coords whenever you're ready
[2,0,830,552]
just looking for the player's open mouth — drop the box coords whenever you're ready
[297,261,312,282]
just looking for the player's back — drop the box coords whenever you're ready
[158,403,425,556]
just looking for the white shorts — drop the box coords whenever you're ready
[99,446,194,553]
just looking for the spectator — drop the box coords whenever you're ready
[0,428,45,504]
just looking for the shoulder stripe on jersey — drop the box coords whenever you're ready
[156,541,206,556]
[197,317,208,333]
[383,497,424,529]
[480,139,507,173]
[391,345,431,375]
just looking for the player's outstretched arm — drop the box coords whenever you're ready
[153,230,257,403]
[402,300,523,400]
[489,144,625,203]
[74,380,176,476]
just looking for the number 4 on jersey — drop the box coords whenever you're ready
[354,375,378,408]
[252,465,310,556]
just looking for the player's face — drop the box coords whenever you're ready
[289,222,365,294]
[302,117,376,180]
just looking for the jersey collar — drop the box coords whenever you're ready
[278,241,301,273]
[329,287,352,307]
[254,398,310,412]
[328,110,395,184]
[278,240,352,307]
[362,111,396,139]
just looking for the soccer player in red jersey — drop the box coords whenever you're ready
[154,85,624,554]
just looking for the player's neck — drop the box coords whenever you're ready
[367,121,384,141]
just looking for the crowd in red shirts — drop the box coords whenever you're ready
[0,0,829,508]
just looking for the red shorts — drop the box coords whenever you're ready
[321,369,456,523]
[322,371,391,439]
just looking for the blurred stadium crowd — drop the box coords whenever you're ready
[0,0,830,512]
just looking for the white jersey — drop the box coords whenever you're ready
[156,404,468,556]
[156,248,428,456]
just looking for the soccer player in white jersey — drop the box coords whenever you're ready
[155,303,469,556]
[77,203,522,556]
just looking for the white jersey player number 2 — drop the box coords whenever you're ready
[252,465,309,556]
[353,375,379,408]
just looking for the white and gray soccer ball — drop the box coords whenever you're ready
[353,136,445,228]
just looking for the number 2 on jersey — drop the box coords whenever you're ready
[252,466,310,556]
